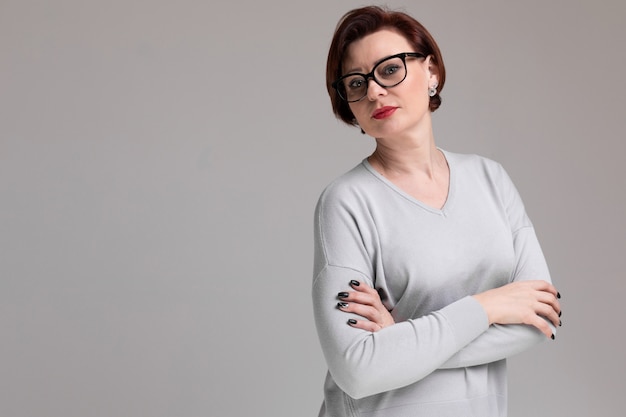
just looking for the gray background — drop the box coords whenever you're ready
[1,0,624,416]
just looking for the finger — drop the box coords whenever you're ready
[528,315,555,340]
[535,292,561,326]
[337,301,380,323]
[338,290,381,307]
[350,280,379,296]
[347,318,381,332]
[534,300,562,328]
[338,300,396,329]
[536,289,560,308]
[518,282,561,323]
[529,280,560,299]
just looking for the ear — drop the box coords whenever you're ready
[427,55,439,87]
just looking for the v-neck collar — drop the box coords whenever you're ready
[361,148,455,216]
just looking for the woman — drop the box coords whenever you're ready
[312,6,561,417]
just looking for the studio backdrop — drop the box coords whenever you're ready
[1,1,624,416]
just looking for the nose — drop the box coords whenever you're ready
[366,78,387,101]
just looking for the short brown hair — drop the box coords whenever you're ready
[326,6,446,126]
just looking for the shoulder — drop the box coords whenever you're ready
[445,149,530,223]
[444,150,515,189]
[316,161,373,208]
[444,149,506,175]
[445,149,522,202]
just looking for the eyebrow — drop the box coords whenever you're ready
[343,53,399,75]
[343,63,365,74]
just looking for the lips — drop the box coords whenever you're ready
[371,106,398,120]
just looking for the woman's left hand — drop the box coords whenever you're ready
[337,280,395,331]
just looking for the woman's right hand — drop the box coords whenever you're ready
[337,280,395,332]
[472,280,561,339]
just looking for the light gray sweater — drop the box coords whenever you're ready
[312,150,554,417]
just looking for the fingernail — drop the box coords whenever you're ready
[337,302,349,309]
[348,319,357,325]
[559,311,562,317]
[551,333,555,340]
[338,292,349,298]
[350,280,360,286]
[557,292,561,299]
[559,320,562,327]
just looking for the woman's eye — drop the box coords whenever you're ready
[381,64,400,76]
[347,78,365,90]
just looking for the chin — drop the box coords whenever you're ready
[364,122,406,139]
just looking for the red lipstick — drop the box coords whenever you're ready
[372,106,397,120]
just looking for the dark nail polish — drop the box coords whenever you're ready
[559,320,562,327]
[551,333,555,340]
[348,319,357,325]
[350,280,360,286]
[337,302,349,308]
[338,292,349,298]
[557,292,561,299]
[559,311,562,317]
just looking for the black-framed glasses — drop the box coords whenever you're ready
[332,52,425,103]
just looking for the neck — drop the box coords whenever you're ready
[368,128,444,180]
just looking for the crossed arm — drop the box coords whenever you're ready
[338,278,561,339]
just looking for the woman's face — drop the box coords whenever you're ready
[343,29,437,139]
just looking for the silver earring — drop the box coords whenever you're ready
[428,84,438,97]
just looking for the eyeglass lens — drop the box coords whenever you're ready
[338,55,407,102]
